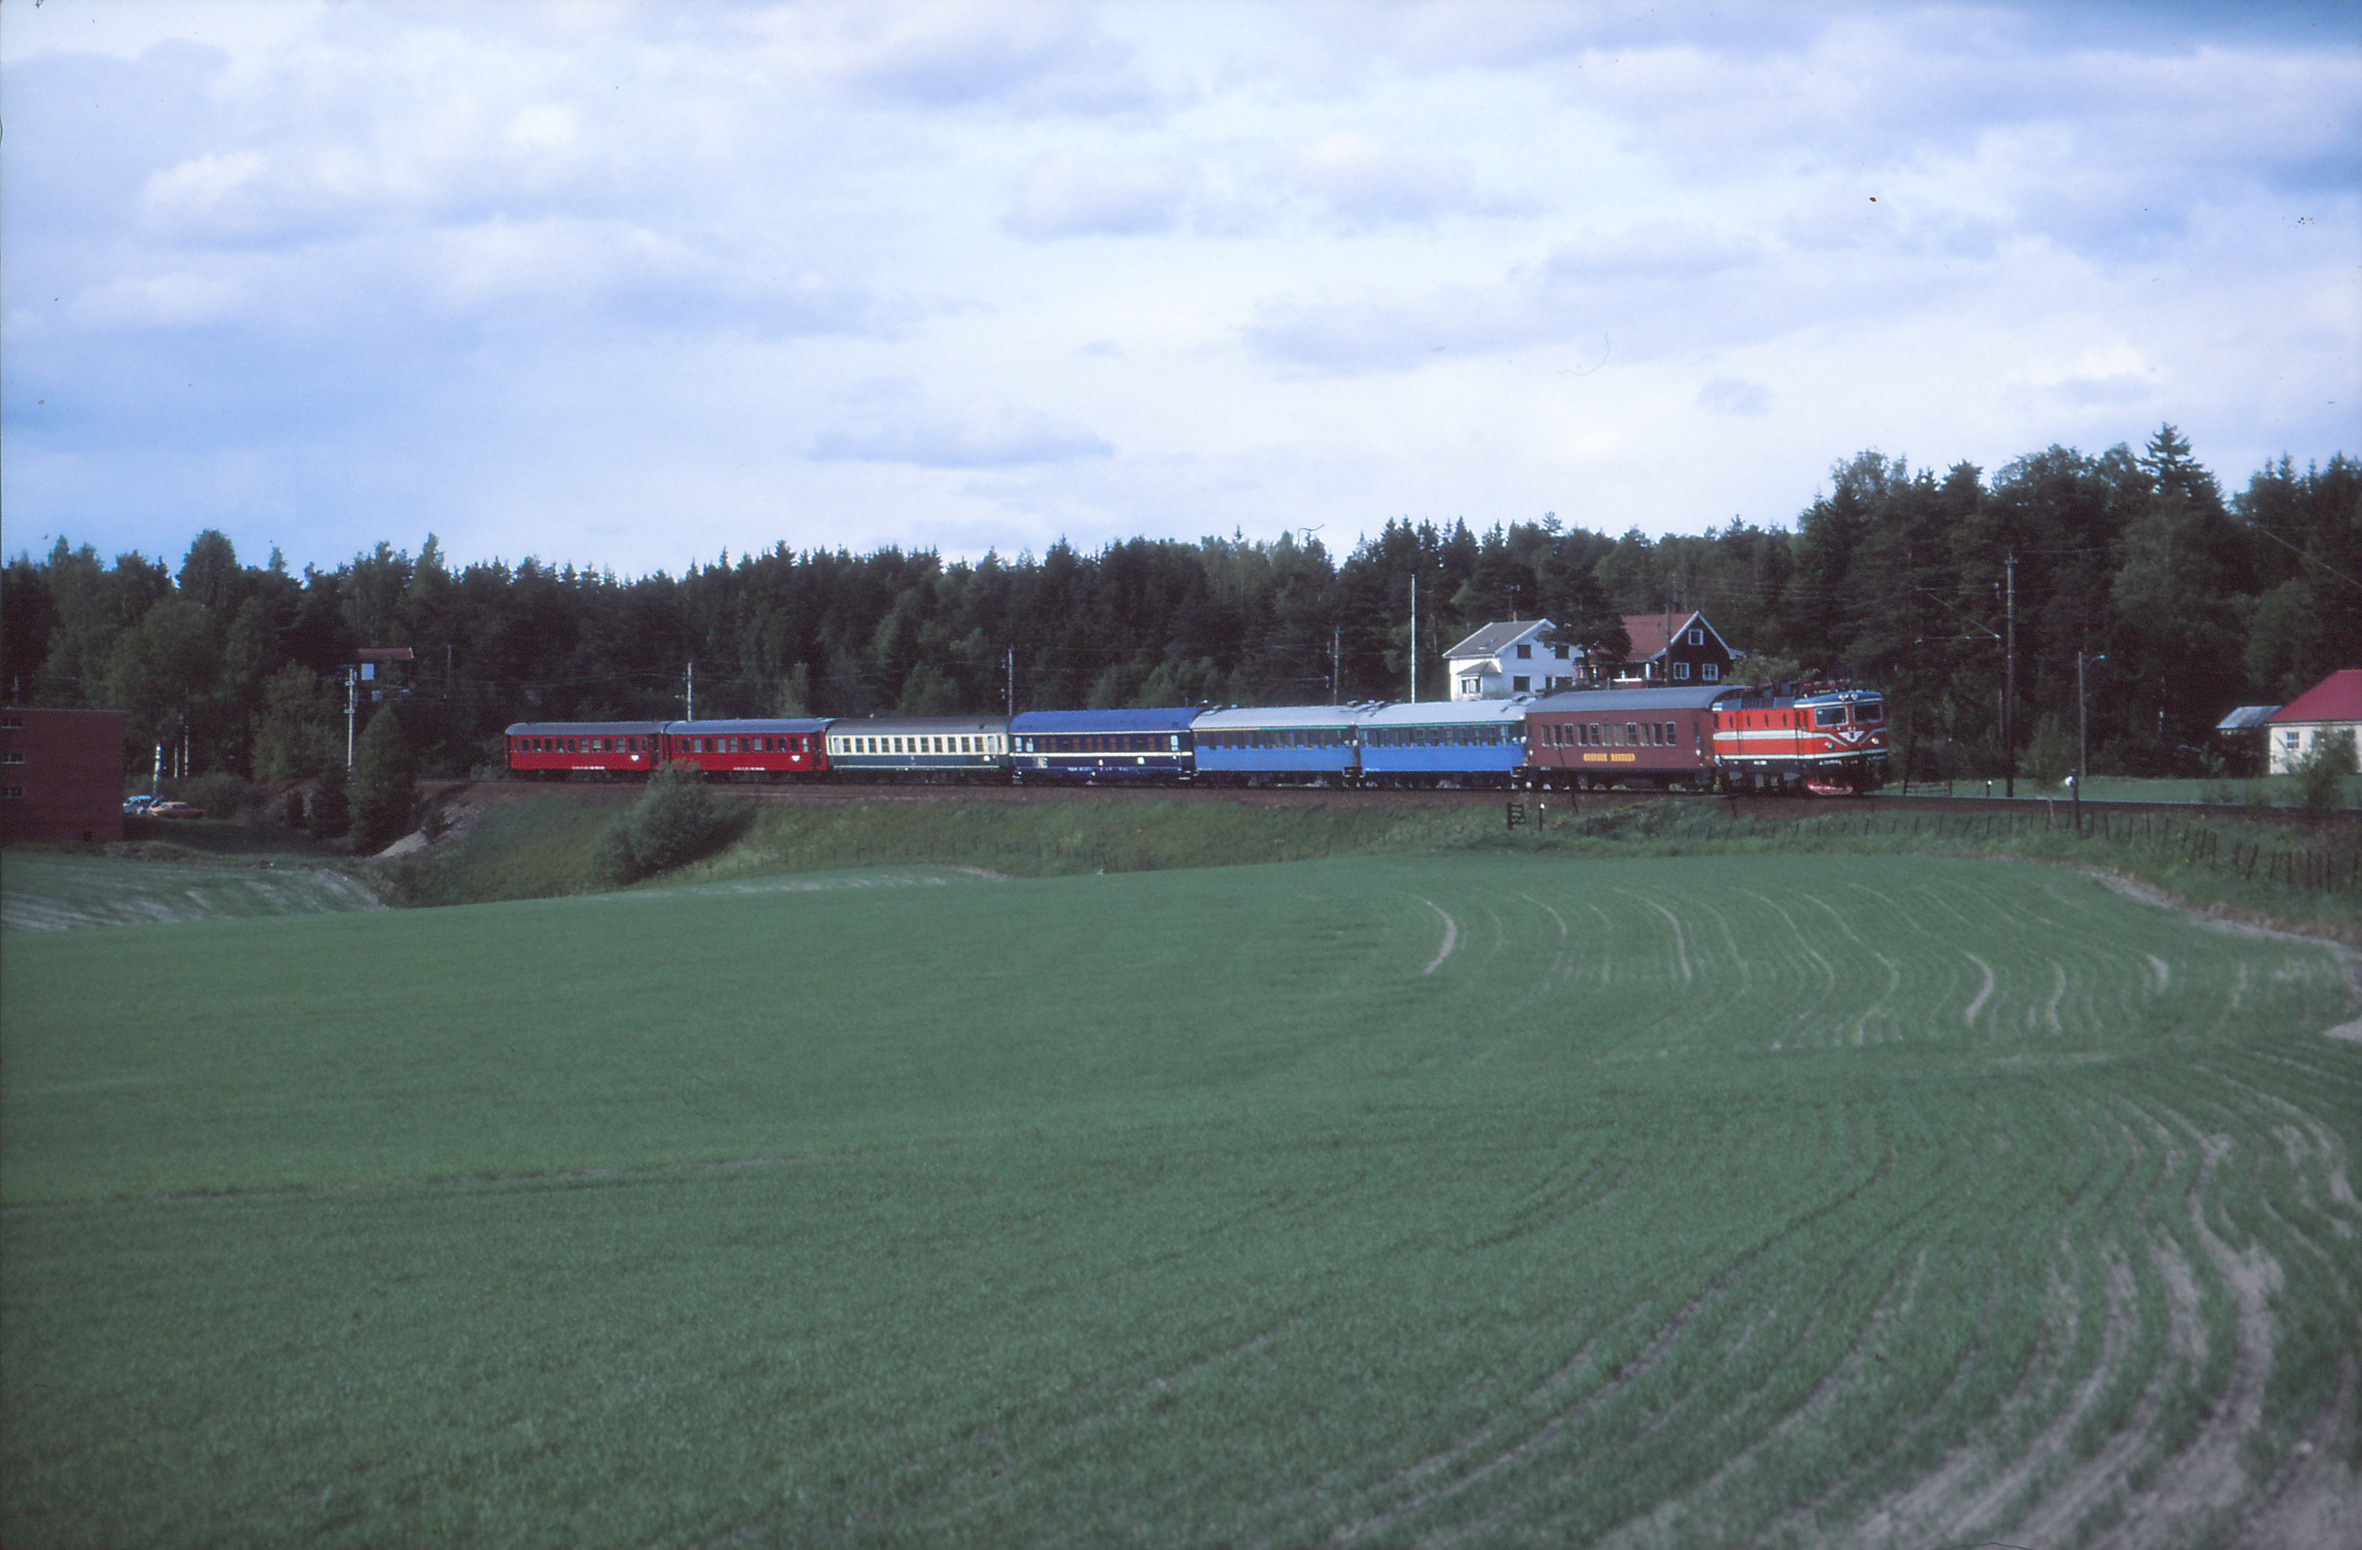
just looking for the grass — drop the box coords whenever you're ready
[1894,772,2362,808]
[388,791,1509,905]
[1,849,386,932]
[6,848,2359,1547]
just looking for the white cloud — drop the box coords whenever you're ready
[746,0,1158,115]
[1,0,2354,582]
[1006,152,1195,238]
[1699,377,1771,417]
[1274,131,1482,227]
[812,386,1114,468]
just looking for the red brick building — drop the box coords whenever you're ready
[1,708,127,845]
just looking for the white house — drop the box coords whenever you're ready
[2262,669,2362,774]
[1443,620,1579,699]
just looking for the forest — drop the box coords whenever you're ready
[2,425,2354,789]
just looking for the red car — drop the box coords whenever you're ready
[147,800,203,818]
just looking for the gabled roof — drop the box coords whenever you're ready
[1619,611,1732,662]
[2265,669,2362,725]
[1443,619,1555,659]
[2216,705,2281,733]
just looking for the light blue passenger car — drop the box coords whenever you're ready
[1356,699,1531,788]
[1190,703,1372,786]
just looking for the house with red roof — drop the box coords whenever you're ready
[1610,611,1736,688]
[2261,669,2362,775]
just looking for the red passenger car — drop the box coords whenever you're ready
[1524,687,1721,791]
[505,721,669,780]
[658,719,830,780]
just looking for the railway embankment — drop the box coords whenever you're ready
[376,781,2362,944]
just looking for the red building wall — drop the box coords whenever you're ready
[1,708,127,845]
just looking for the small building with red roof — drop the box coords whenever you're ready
[1610,611,1736,688]
[2261,669,2362,774]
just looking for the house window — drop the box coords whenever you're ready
[1,751,22,764]
[1513,676,1530,692]
[1704,664,1720,682]
[2,787,21,800]
[1688,628,1703,646]
[1673,662,1690,681]
[1516,644,1532,659]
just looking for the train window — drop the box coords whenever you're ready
[1627,723,1639,745]
[1815,706,1846,728]
[1854,701,1884,724]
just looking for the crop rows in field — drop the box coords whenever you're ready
[4,853,2358,1547]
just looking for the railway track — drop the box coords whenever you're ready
[429,778,2357,830]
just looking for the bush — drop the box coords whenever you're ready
[181,771,252,821]
[2021,714,2073,790]
[594,763,744,885]
[2294,729,2358,811]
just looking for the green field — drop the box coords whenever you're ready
[1,849,386,932]
[5,847,2359,1547]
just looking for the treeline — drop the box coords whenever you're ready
[1,425,2354,785]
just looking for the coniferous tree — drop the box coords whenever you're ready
[309,758,349,840]
[348,708,417,854]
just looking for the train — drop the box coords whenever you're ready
[506,679,1888,795]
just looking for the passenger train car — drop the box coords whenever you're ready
[823,716,1010,782]
[505,721,669,780]
[1526,687,1720,792]
[663,719,828,781]
[1191,704,1367,787]
[504,679,1887,794]
[1357,699,1530,789]
[1008,707,1199,785]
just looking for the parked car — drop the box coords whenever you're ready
[147,800,203,818]
[123,795,157,815]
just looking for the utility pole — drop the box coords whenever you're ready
[2076,648,2105,831]
[2003,551,2018,799]
[345,666,359,769]
[685,661,695,722]
[1332,624,1341,702]
[1006,645,1015,715]
[1409,573,1419,704]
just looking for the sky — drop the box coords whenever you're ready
[4,0,2356,584]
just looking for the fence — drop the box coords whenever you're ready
[1795,806,2362,893]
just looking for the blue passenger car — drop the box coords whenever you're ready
[1008,707,1199,784]
[1191,704,1370,786]
[1357,700,1531,788]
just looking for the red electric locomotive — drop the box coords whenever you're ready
[1710,680,1888,794]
